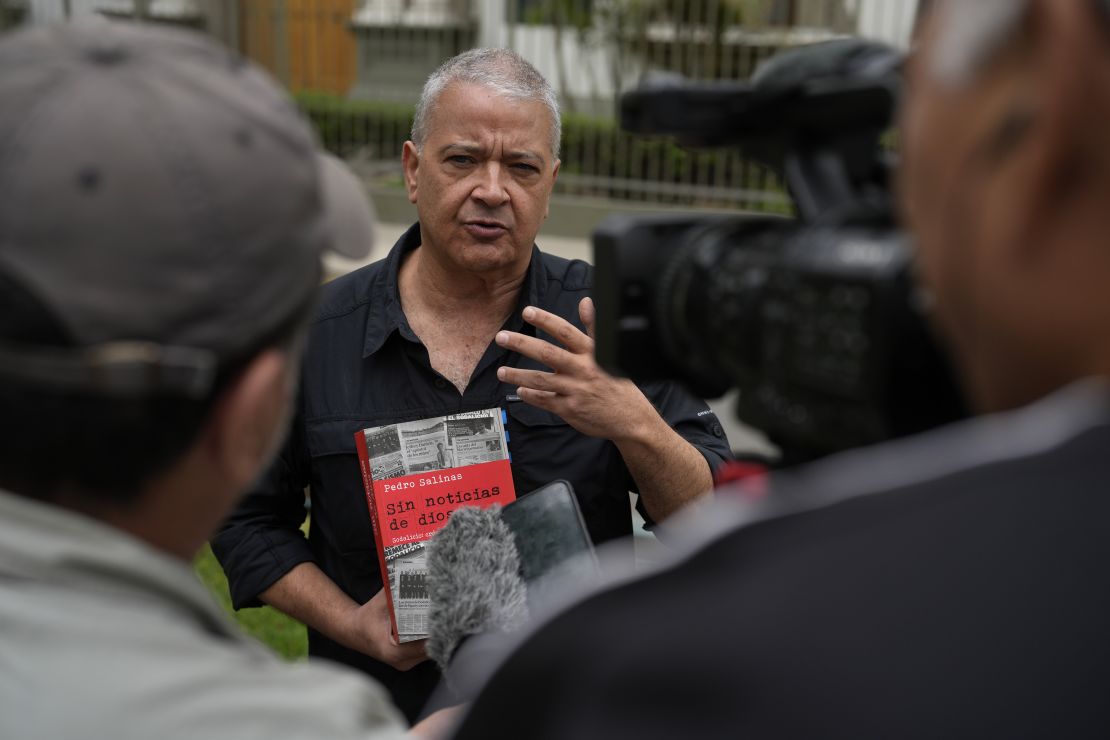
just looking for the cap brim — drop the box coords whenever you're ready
[317,152,375,260]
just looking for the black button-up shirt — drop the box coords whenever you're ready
[212,224,732,720]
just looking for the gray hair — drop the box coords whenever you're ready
[928,0,1110,86]
[927,0,1029,86]
[411,48,561,158]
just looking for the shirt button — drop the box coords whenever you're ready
[434,378,447,389]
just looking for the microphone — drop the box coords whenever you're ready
[424,505,530,671]
[425,480,599,675]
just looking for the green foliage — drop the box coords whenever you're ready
[194,543,307,660]
[295,91,415,161]
[521,0,593,29]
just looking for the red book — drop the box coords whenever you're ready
[354,408,515,642]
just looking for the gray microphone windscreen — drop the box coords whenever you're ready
[425,505,529,671]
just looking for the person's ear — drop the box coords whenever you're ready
[202,349,296,492]
[544,159,560,220]
[989,0,1100,258]
[402,141,420,205]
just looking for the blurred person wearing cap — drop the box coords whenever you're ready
[211,48,734,720]
[439,1,1110,737]
[0,20,453,740]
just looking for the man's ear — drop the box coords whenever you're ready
[202,349,296,493]
[545,159,560,219]
[402,141,420,205]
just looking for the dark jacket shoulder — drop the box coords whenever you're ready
[539,250,592,294]
[315,260,386,325]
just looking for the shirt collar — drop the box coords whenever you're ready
[362,222,550,358]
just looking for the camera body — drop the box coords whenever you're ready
[593,40,966,463]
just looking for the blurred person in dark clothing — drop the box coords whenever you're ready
[447,1,1110,737]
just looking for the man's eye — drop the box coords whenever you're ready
[511,163,539,174]
[448,155,474,166]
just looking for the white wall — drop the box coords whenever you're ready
[507,24,618,109]
[25,0,199,22]
[27,0,108,21]
[853,0,919,48]
[491,0,923,113]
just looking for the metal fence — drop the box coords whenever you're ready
[4,0,920,211]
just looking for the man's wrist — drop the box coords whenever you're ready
[335,600,375,656]
[609,388,668,448]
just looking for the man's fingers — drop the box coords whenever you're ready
[579,297,596,342]
[516,387,559,408]
[496,329,575,371]
[362,589,429,670]
[521,305,593,354]
[494,305,597,368]
[497,366,570,395]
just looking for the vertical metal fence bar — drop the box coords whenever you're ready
[272,0,289,87]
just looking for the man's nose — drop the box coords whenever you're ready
[471,163,510,207]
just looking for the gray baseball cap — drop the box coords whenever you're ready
[0,19,374,398]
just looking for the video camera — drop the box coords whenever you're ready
[594,39,967,465]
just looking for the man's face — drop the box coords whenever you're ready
[898,7,1035,410]
[900,12,979,350]
[403,82,559,276]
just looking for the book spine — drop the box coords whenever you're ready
[353,429,401,642]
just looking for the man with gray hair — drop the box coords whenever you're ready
[213,47,733,720]
[444,0,1110,736]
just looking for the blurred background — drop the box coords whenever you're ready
[0,0,921,656]
[1,0,924,451]
[2,0,919,244]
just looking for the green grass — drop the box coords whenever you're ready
[194,543,308,660]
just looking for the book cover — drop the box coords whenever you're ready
[354,407,515,642]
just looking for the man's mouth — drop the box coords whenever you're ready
[463,219,510,240]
